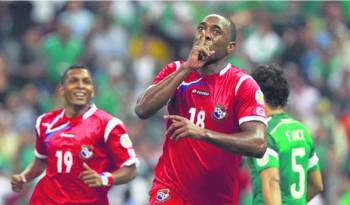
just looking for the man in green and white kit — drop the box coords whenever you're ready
[247,64,323,205]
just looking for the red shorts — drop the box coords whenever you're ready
[149,187,188,205]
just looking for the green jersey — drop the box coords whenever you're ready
[247,113,320,205]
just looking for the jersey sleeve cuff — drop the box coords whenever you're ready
[121,157,140,167]
[34,149,47,159]
[308,153,319,170]
[239,116,267,126]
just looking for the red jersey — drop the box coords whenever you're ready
[31,104,138,205]
[150,61,266,205]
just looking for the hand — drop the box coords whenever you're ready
[183,33,215,70]
[79,163,102,188]
[164,115,206,141]
[11,174,27,192]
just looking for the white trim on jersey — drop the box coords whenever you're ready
[270,119,298,135]
[45,110,65,133]
[46,122,70,135]
[308,152,319,170]
[266,147,279,160]
[179,77,203,86]
[267,116,272,124]
[121,157,140,167]
[104,118,123,143]
[239,116,267,125]
[34,149,47,159]
[219,63,231,75]
[35,114,45,136]
[234,75,253,96]
[175,61,181,70]
[83,104,97,120]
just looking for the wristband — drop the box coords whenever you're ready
[99,172,113,186]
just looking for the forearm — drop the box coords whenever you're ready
[306,170,323,202]
[111,165,137,185]
[262,178,281,205]
[306,185,319,202]
[262,182,281,205]
[21,157,47,182]
[260,168,281,205]
[135,65,191,119]
[203,123,266,157]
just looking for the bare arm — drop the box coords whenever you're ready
[204,121,267,157]
[135,66,192,119]
[135,34,214,119]
[165,115,267,157]
[79,163,137,187]
[110,164,137,185]
[306,170,323,202]
[11,157,47,192]
[260,167,281,205]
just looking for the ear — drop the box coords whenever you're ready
[227,41,236,54]
[91,89,95,98]
[57,84,64,96]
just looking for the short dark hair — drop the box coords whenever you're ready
[61,64,91,84]
[203,14,236,42]
[251,64,289,108]
[227,17,236,42]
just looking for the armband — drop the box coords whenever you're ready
[99,172,113,186]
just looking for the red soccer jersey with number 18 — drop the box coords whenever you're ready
[31,104,138,205]
[149,61,266,205]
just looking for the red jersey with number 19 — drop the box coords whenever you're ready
[31,104,139,205]
[149,61,266,205]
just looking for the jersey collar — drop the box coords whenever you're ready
[219,64,231,76]
[82,104,97,120]
[62,104,97,121]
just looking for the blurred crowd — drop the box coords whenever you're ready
[1,1,350,205]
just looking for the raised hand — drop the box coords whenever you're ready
[164,115,206,141]
[79,163,102,188]
[11,174,27,192]
[183,32,215,71]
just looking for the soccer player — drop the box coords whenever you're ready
[247,64,323,205]
[11,65,139,205]
[135,14,267,205]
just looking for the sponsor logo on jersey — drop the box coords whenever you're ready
[80,145,93,159]
[191,89,209,96]
[60,133,75,138]
[156,188,170,202]
[257,107,265,116]
[212,105,227,120]
[120,134,133,148]
[255,90,264,105]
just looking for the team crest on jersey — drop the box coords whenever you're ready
[156,188,170,202]
[212,105,227,120]
[255,90,264,105]
[80,145,94,159]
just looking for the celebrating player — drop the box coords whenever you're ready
[11,65,139,205]
[135,14,267,205]
[247,64,323,205]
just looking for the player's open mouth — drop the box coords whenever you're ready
[73,91,87,99]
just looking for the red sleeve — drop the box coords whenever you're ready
[105,119,138,168]
[152,61,181,85]
[236,76,267,125]
[34,114,48,159]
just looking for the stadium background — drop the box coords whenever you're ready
[0,1,350,205]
